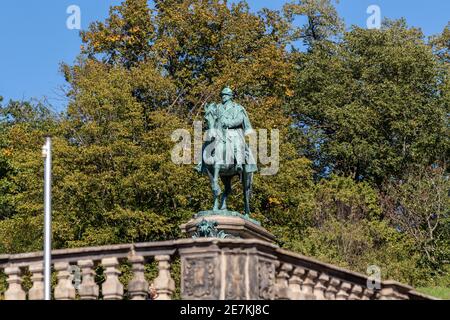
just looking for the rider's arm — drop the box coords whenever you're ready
[222,110,245,129]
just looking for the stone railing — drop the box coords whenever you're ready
[0,238,435,300]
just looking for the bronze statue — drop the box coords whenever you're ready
[196,87,257,217]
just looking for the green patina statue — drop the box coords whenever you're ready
[192,219,229,239]
[196,87,258,222]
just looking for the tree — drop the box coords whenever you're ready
[382,166,449,271]
[80,0,155,68]
[0,100,58,253]
[431,23,450,64]
[285,175,426,285]
[1,0,304,252]
[0,0,447,289]
[290,19,449,185]
[284,0,343,47]
[80,0,295,117]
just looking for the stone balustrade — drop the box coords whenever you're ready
[0,238,435,300]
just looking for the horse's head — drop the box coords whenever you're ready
[205,103,217,130]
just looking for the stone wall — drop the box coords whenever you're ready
[0,238,435,300]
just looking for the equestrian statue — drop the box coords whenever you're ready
[196,87,257,218]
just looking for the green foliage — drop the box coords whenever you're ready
[0,271,6,300]
[382,167,450,273]
[290,20,448,185]
[0,0,448,289]
[278,175,429,286]
[81,0,154,68]
[417,286,450,300]
[284,0,343,46]
[79,0,294,115]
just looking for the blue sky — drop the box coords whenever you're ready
[0,0,449,111]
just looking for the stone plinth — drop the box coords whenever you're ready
[178,239,278,300]
[180,212,276,243]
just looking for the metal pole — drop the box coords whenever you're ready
[42,137,52,300]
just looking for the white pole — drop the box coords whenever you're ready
[42,137,52,300]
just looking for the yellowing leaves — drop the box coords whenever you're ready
[106,34,122,42]
[285,88,295,97]
[129,26,140,33]
[2,148,12,157]
[268,197,282,205]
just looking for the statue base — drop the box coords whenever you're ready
[180,211,276,243]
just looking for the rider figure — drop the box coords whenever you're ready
[216,87,257,173]
[195,87,257,214]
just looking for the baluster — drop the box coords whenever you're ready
[395,291,409,300]
[288,267,304,300]
[348,284,363,300]
[153,255,175,300]
[301,270,317,300]
[4,266,26,300]
[379,285,408,300]
[128,254,149,300]
[28,263,44,300]
[325,278,340,300]
[54,262,76,300]
[275,262,292,300]
[336,282,352,300]
[78,260,99,300]
[378,287,394,300]
[361,288,375,300]
[314,273,329,300]
[101,257,124,300]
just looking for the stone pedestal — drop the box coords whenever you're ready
[180,212,276,243]
[179,240,278,300]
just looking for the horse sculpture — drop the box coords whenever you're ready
[196,95,257,217]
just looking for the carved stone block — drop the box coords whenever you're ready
[224,250,247,300]
[181,255,220,300]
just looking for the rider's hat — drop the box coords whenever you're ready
[221,87,233,96]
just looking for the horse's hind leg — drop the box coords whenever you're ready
[242,172,252,216]
[213,166,222,211]
[220,175,232,210]
[207,166,221,211]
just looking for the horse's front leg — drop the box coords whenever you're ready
[207,166,221,212]
[212,165,221,211]
[220,175,232,211]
